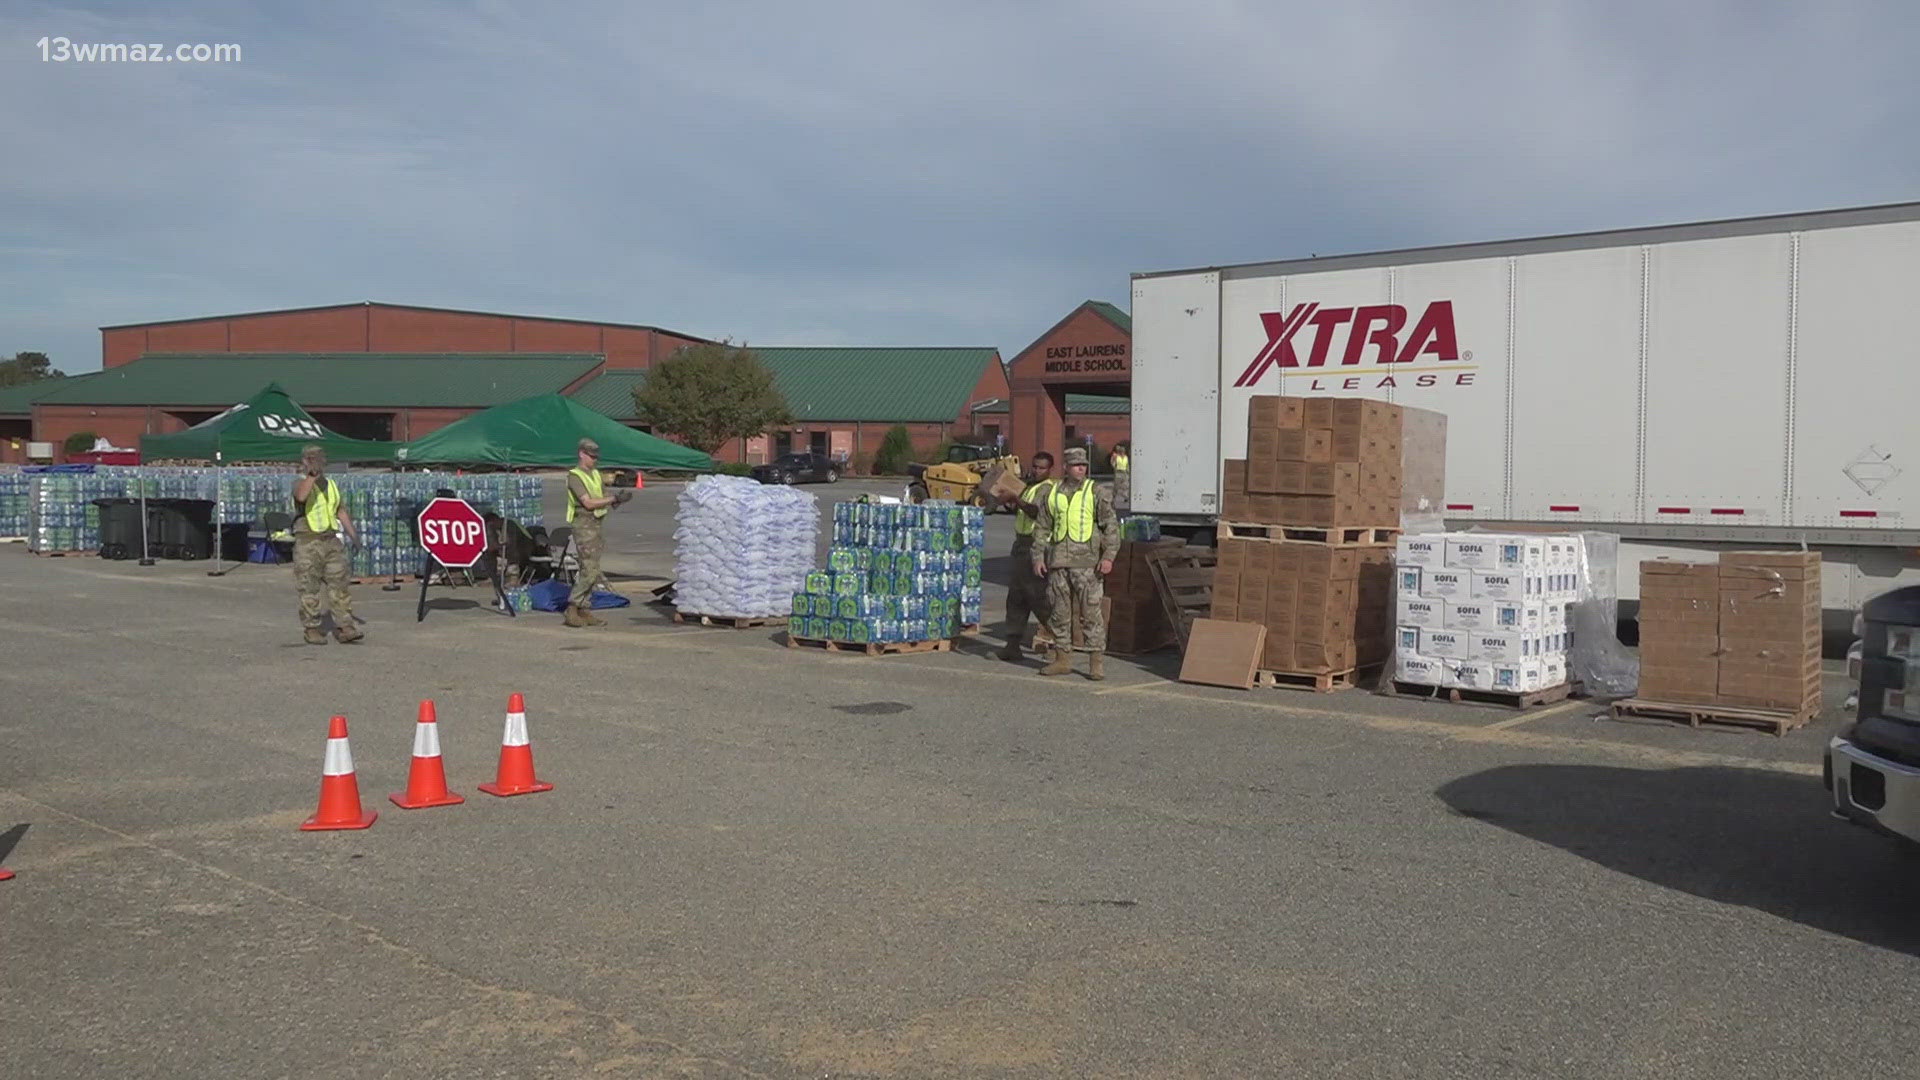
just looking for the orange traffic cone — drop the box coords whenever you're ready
[389,700,465,810]
[301,715,379,830]
[478,692,553,797]
[0,867,13,881]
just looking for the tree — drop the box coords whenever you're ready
[630,341,791,456]
[874,424,915,475]
[0,351,63,388]
[63,431,98,455]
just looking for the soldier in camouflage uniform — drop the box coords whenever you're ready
[1030,446,1120,680]
[998,450,1056,662]
[291,445,363,645]
[564,438,631,628]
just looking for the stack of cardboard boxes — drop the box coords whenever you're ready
[1223,397,1407,528]
[1393,532,1583,693]
[1106,538,1183,654]
[1214,538,1394,674]
[1639,551,1822,715]
[1206,394,1443,677]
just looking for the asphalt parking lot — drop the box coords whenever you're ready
[3,475,1916,1079]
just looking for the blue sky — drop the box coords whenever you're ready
[5,1,1917,374]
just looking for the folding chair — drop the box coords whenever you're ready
[527,526,577,585]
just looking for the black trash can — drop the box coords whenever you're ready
[93,498,143,560]
[149,498,216,560]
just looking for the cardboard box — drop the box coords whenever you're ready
[1292,640,1356,672]
[1470,570,1546,602]
[1491,659,1552,693]
[978,464,1027,506]
[1248,396,1282,429]
[1397,597,1444,628]
[1420,569,1469,599]
[1443,600,1501,631]
[1468,630,1550,663]
[1396,535,1445,567]
[1216,539,1248,572]
[1398,653,1446,685]
[1302,398,1335,427]
[1221,490,1254,523]
[1418,627,1471,659]
[1247,456,1282,495]
[1223,459,1248,494]
[1395,566,1422,596]
[1248,428,1280,464]
[1303,462,1364,496]
[1450,661,1497,691]
[1249,494,1286,523]
[1276,428,1333,463]
[1717,549,1822,582]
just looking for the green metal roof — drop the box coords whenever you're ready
[1086,300,1131,333]
[0,372,105,415]
[573,347,1002,423]
[30,353,603,409]
[972,393,1130,416]
[568,369,647,419]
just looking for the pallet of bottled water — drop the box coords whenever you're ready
[788,500,987,644]
[1119,515,1162,541]
[0,469,29,541]
[672,475,819,619]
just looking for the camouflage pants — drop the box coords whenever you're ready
[1005,538,1050,639]
[1113,472,1130,516]
[568,515,605,609]
[1044,566,1106,653]
[293,534,355,631]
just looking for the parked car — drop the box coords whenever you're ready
[751,452,841,485]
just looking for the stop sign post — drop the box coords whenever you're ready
[415,496,513,621]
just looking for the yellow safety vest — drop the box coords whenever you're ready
[567,467,606,522]
[1014,478,1056,538]
[299,477,340,534]
[1111,450,1129,473]
[1048,481,1096,543]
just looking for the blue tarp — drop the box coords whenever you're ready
[526,579,631,612]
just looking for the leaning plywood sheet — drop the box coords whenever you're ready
[1178,617,1266,690]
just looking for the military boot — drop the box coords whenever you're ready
[999,635,1024,662]
[303,628,328,645]
[1038,648,1072,676]
[563,605,589,628]
[1086,652,1106,681]
[334,623,364,644]
[582,605,606,627]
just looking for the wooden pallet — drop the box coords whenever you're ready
[1144,545,1216,647]
[31,549,98,558]
[1609,697,1814,737]
[1391,680,1575,710]
[674,611,787,629]
[1218,522,1401,546]
[785,633,954,656]
[1256,665,1377,693]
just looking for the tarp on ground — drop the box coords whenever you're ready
[138,383,399,463]
[397,394,714,471]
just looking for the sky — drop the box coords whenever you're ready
[4,0,1918,374]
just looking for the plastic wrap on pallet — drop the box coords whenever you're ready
[1567,531,1638,698]
[1379,526,1629,697]
[789,498,986,642]
[672,475,820,619]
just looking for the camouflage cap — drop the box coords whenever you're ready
[578,438,600,456]
[1062,447,1089,466]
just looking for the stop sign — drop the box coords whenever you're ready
[417,497,488,568]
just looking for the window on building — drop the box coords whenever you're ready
[1064,425,1077,443]
[809,431,829,455]
[773,432,793,457]
[981,424,1000,442]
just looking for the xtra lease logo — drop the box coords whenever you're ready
[1234,301,1474,390]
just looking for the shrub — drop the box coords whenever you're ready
[63,431,98,455]
[874,425,915,475]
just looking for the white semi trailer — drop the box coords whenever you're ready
[1130,200,1920,633]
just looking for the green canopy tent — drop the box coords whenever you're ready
[398,393,713,471]
[139,382,398,464]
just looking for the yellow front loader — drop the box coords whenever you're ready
[905,444,1022,511]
